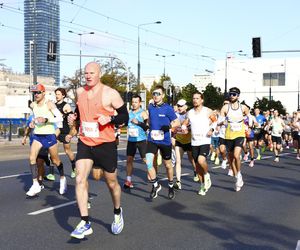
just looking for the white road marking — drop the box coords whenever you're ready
[28,200,77,215]
[0,173,31,179]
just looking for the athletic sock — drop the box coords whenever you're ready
[81,216,89,223]
[114,207,121,215]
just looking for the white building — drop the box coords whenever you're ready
[0,72,57,118]
[213,57,300,113]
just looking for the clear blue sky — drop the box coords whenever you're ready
[1,0,300,85]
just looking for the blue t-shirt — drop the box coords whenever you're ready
[148,103,177,145]
[255,114,266,127]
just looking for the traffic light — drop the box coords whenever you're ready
[47,41,57,61]
[252,37,261,58]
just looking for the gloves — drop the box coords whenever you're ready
[161,125,170,132]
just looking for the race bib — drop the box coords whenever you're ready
[192,133,205,141]
[151,130,164,140]
[128,127,139,137]
[81,121,99,138]
[230,122,242,132]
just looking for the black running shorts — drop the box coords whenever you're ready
[76,139,117,173]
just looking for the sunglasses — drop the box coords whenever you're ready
[229,92,238,97]
[177,104,184,107]
[34,91,43,95]
[152,92,162,96]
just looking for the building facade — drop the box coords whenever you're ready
[213,57,300,113]
[24,0,60,85]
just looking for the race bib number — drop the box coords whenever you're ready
[192,133,204,141]
[151,130,164,140]
[82,121,99,138]
[230,122,242,132]
[128,127,139,137]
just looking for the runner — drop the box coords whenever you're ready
[253,108,267,160]
[268,110,285,162]
[182,92,216,196]
[124,94,148,189]
[70,62,128,239]
[26,83,66,197]
[172,99,196,190]
[54,87,76,179]
[145,85,180,200]
[219,87,249,192]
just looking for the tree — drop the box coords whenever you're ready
[202,83,224,110]
[253,97,286,115]
[176,83,198,108]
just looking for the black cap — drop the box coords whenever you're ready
[229,87,240,94]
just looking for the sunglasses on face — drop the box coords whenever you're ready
[229,92,238,97]
[177,104,184,108]
[152,92,162,96]
[34,91,43,95]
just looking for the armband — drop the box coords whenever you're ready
[110,104,129,125]
[44,118,48,123]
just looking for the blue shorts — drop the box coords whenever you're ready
[211,137,219,149]
[32,134,57,149]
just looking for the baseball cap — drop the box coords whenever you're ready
[177,99,187,106]
[30,84,46,92]
[228,87,240,95]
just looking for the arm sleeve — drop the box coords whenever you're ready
[48,108,63,123]
[136,119,149,131]
[111,104,129,125]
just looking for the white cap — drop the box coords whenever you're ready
[177,99,187,106]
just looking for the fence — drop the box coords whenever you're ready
[0,118,27,141]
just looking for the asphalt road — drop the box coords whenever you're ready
[0,140,300,250]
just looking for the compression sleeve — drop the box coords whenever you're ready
[48,108,63,123]
[136,119,149,131]
[110,104,129,125]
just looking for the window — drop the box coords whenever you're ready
[263,72,285,86]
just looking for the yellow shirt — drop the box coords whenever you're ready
[32,100,55,135]
[225,102,245,140]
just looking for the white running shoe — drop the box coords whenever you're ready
[221,159,227,169]
[26,181,42,197]
[59,176,67,195]
[214,157,220,165]
[243,153,249,161]
[235,175,244,192]
[198,185,206,196]
[204,173,212,191]
[111,208,124,235]
[228,169,234,177]
[249,160,254,168]
[274,157,279,163]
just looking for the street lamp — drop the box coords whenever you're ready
[155,54,175,76]
[225,50,243,95]
[69,30,94,86]
[137,21,161,89]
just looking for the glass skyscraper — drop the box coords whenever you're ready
[24,0,60,85]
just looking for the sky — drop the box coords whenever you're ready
[1,0,300,86]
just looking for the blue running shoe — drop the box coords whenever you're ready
[70,220,93,239]
[111,208,124,235]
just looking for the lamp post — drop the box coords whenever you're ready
[225,50,243,95]
[69,30,94,86]
[137,21,161,89]
[155,54,175,77]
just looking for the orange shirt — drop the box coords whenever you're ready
[77,84,115,146]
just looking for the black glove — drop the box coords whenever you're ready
[161,125,170,132]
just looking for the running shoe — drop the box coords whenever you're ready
[150,184,161,199]
[70,170,76,179]
[228,169,234,177]
[193,171,199,182]
[214,157,220,165]
[286,145,290,149]
[168,186,175,199]
[111,208,124,235]
[123,180,134,189]
[46,173,55,181]
[70,220,93,239]
[221,159,227,169]
[198,186,206,196]
[204,173,212,191]
[59,176,67,195]
[297,155,300,160]
[274,157,279,162]
[256,154,261,160]
[243,152,249,161]
[261,145,266,153]
[235,175,244,192]
[26,182,42,197]
[249,160,254,168]
[173,181,182,190]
